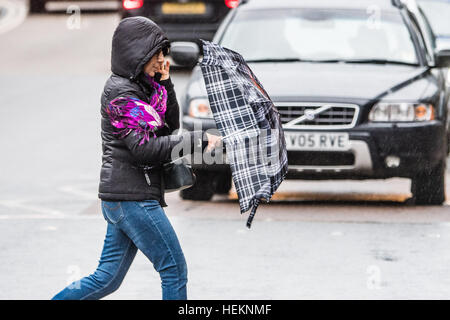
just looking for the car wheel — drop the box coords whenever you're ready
[411,160,446,205]
[29,0,46,13]
[179,169,215,201]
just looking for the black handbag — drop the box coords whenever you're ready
[141,157,196,193]
[162,157,196,193]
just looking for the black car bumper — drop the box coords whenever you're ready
[182,115,448,179]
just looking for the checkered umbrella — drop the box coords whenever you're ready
[200,40,289,228]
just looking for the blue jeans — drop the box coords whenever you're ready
[52,200,188,300]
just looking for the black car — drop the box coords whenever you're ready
[173,0,450,204]
[120,0,236,43]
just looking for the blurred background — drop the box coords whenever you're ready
[1,0,450,300]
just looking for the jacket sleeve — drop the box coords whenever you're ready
[107,91,205,165]
[159,77,180,133]
[122,129,203,164]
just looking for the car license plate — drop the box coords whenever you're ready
[161,2,206,15]
[284,132,350,151]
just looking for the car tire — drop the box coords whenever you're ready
[29,0,46,13]
[179,169,215,201]
[411,160,446,205]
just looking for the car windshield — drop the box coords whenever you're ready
[418,0,450,37]
[220,8,418,64]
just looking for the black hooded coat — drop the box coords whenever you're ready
[98,17,202,206]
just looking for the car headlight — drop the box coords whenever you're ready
[188,98,213,119]
[368,102,435,122]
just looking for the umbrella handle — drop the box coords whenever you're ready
[246,198,260,229]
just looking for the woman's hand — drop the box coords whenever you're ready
[205,132,223,153]
[144,50,169,79]
[158,60,170,81]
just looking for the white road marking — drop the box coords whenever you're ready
[41,225,58,231]
[59,185,98,201]
[0,199,64,216]
[46,1,120,11]
[0,0,27,35]
[0,214,102,220]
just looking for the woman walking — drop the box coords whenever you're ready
[52,17,220,300]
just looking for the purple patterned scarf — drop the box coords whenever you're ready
[106,74,168,145]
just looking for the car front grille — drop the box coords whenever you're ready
[276,102,359,129]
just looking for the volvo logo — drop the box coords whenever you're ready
[304,109,316,121]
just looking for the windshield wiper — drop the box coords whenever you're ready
[245,58,303,63]
[245,58,419,66]
[307,58,419,66]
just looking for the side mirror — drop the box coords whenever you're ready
[435,49,450,68]
[170,42,200,68]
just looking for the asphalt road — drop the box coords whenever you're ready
[1,5,450,300]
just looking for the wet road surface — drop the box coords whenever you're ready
[1,7,450,299]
